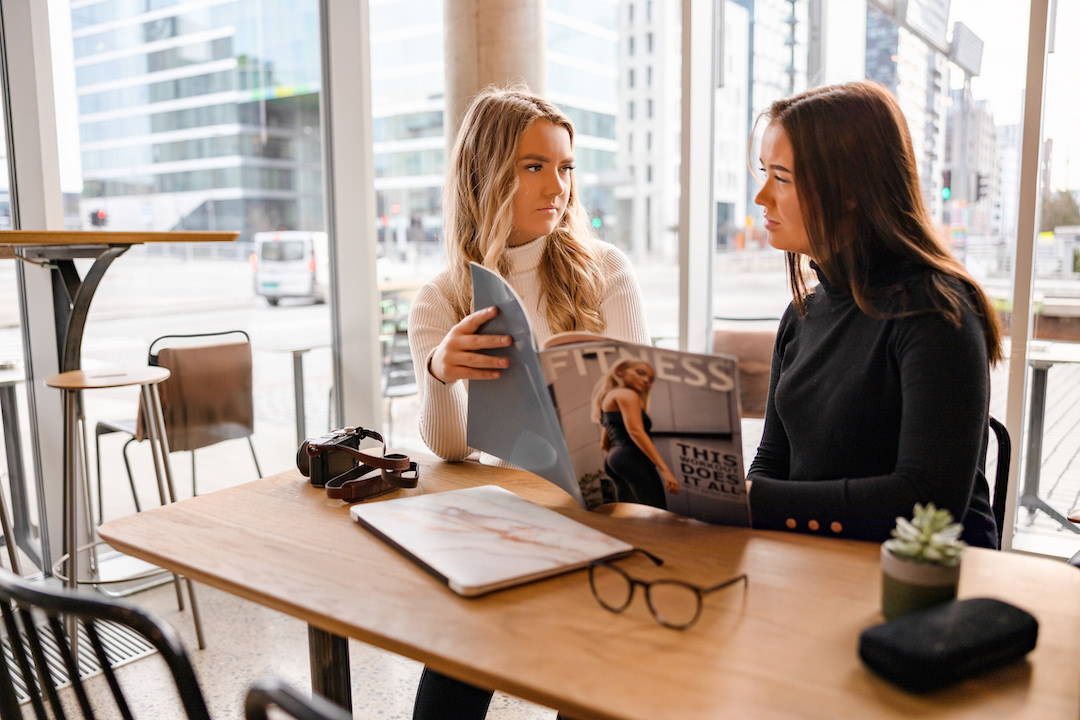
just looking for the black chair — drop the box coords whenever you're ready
[244,676,351,720]
[988,416,1011,551]
[0,567,210,719]
[0,569,349,719]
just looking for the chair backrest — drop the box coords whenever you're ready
[244,676,352,720]
[988,415,1011,551]
[711,327,777,419]
[0,568,211,720]
[136,330,255,451]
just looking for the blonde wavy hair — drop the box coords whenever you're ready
[443,84,606,334]
[590,359,653,423]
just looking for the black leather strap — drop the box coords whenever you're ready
[324,455,419,502]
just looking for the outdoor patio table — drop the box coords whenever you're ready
[1021,340,1080,534]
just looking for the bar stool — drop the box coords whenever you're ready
[44,367,206,655]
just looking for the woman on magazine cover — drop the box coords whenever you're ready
[591,359,679,508]
[747,80,1001,549]
[406,85,649,720]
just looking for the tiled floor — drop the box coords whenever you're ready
[26,579,556,719]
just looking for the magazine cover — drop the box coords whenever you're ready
[467,262,749,526]
[540,341,749,525]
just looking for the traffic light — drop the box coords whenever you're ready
[975,172,989,202]
[89,209,107,227]
[941,170,952,200]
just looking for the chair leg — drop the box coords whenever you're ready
[62,389,80,658]
[0,474,19,574]
[121,438,141,512]
[387,397,395,447]
[141,385,186,613]
[247,436,262,478]
[95,427,105,528]
[77,414,99,577]
[191,450,196,498]
[148,383,207,649]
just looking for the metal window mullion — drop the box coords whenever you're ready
[678,0,716,354]
[1000,0,1052,552]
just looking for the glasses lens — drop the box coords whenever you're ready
[590,564,632,612]
[647,581,701,629]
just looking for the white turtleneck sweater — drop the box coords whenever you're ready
[407,236,650,463]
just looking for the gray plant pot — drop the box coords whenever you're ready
[880,545,961,620]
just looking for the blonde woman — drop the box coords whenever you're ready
[407,86,649,719]
[591,359,679,508]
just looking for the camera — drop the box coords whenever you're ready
[297,426,384,487]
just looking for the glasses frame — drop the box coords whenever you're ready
[588,548,748,630]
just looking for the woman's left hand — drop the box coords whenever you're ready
[660,466,680,494]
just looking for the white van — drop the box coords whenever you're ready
[252,231,329,306]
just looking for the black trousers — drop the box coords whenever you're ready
[413,667,575,720]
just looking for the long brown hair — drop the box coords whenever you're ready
[757,80,1002,364]
[443,84,605,334]
[590,359,653,423]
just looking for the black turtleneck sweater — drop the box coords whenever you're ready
[747,263,998,548]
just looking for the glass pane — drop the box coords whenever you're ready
[1021,0,1080,558]
[49,0,331,519]
[372,0,654,450]
[714,1,1030,535]
[548,0,681,343]
[0,60,40,571]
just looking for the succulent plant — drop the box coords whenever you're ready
[883,503,967,565]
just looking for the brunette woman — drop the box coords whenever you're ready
[748,80,1001,548]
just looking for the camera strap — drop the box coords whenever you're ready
[305,427,419,502]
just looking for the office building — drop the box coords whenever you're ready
[71,0,325,244]
[865,1,950,222]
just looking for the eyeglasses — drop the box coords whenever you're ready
[588,548,748,630]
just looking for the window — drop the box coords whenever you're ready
[647,130,652,151]
[647,65,653,86]
[712,0,1042,554]
[50,0,335,501]
[647,98,654,118]
[1020,0,1080,558]
[628,35,635,56]
[628,131,633,153]
[647,32,654,53]
[628,100,635,120]
[629,67,635,88]
[628,2,634,24]
[646,164,653,183]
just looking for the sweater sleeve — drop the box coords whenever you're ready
[748,306,990,541]
[407,280,474,462]
[598,245,651,344]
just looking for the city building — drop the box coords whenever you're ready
[944,88,997,234]
[994,122,1021,241]
[370,0,621,261]
[865,1,950,222]
[71,0,325,247]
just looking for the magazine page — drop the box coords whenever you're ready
[465,263,585,507]
[539,341,751,526]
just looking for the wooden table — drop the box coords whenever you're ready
[99,458,1080,720]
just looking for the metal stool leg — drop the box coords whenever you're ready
[247,436,262,478]
[140,385,186,614]
[147,383,206,650]
[0,473,20,573]
[62,388,80,657]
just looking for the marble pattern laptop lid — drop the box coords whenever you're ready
[350,485,633,597]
